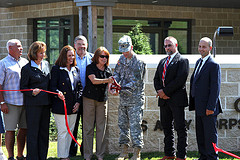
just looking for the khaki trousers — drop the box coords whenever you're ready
[83,97,107,159]
[54,113,77,158]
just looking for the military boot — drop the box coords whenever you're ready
[129,147,141,160]
[115,144,129,160]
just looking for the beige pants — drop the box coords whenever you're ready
[3,103,27,131]
[83,97,108,159]
[54,113,77,158]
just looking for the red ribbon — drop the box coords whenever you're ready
[212,143,240,159]
[110,77,121,92]
[0,89,81,147]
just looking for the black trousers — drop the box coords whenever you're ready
[69,96,83,156]
[26,105,50,160]
[160,102,187,159]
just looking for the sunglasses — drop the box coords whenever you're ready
[99,55,109,59]
[119,44,129,49]
[164,44,173,48]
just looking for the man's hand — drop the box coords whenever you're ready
[156,89,166,98]
[162,95,170,100]
[1,103,8,114]
[109,89,119,96]
[206,109,214,116]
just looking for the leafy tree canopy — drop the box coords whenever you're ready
[114,23,153,54]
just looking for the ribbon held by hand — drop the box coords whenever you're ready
[212,143,240,159]
[110,77,121,92]
[0,89,81,147]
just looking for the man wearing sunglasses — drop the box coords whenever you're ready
[113,35,146,160]
[154,36,189,160]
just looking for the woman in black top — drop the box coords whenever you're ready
[20,41,50,160]
[50,45,82,160]
[83,46,113,160]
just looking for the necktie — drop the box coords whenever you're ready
[194,59,203,78]
[191,59,203,97]
[162,56,171,87]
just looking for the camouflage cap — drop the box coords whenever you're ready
[118,35,132,52]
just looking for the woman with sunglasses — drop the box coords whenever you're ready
[82,46,113,160]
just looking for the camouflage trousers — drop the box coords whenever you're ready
[118,104,144,148]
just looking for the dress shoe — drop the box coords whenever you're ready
[158,156,176,160]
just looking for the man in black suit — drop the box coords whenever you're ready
[154,36,189,160]
[189,37,222,160]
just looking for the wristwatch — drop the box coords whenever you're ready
[0,102,5,105]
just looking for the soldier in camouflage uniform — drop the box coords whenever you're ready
[112,35,146,160]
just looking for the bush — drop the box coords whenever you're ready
[49,113,58,141]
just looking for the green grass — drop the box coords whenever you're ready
[2,142,240,160]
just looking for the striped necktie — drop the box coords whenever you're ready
[162,56,171,87]
[194,59,203,78]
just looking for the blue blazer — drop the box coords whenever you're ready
[50,65,83,115]
[189,56,222,116]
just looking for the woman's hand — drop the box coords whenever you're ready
[57,91,65,100]
[32,88,41,96]
[107,76,114,83]
[72,102,80,113]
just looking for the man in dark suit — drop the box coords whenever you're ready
[189,37,222,160]
[154,36,189,160]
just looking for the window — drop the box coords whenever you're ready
[97,18,191,54]
[33,17,74,65]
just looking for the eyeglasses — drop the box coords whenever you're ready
[99,55,109,59]
[164,44,172,48]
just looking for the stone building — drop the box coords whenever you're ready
[0,0,240,154]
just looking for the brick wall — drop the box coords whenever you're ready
[0,1,78,59]
[1,2,240,58]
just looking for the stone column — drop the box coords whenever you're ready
[104,6,113,53]
[78,6,88,37]
[88,5,97,53]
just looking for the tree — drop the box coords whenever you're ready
[114,23,153,54]
[127,23,153,55]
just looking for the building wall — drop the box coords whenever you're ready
[0,1,78,59]
[0,2,240,58]
[106,3,240,54]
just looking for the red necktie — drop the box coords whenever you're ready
[162,56,171,87]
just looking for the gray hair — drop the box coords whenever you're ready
[200,37,212,47]
[6,39,21,53]
[74,35,88,44]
